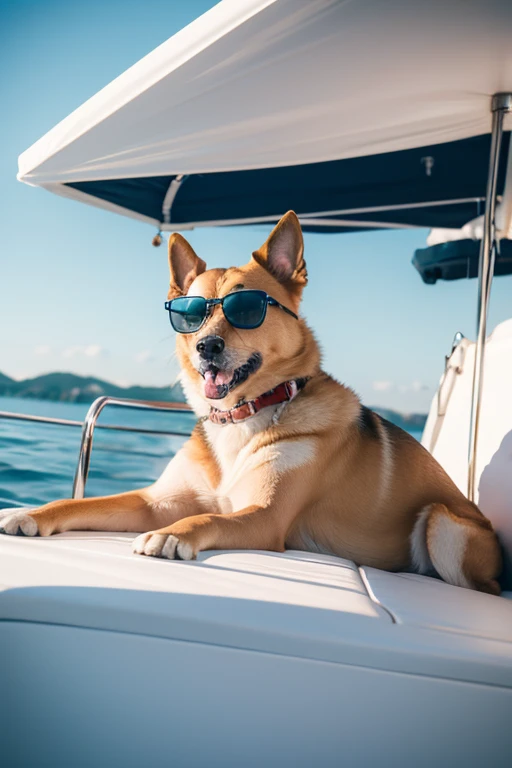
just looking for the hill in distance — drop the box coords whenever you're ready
[0,370,427,431]
[0,371,186,405]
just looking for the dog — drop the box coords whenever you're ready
[0,211,502,594]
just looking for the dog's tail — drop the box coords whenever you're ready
[410,502,501,595]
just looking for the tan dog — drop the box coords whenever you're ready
[0,212,502,594]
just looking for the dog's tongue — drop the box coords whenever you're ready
[204,369,231,399]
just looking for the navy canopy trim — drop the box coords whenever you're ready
[413,239,512,284]
[65,133,510,233]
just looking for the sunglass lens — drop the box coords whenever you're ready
[223,291,267,329]
[169,296,207,333]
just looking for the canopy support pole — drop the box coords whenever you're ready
[162,174,188,224]
[467,93,511,502]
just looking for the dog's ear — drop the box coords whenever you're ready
[252,211,307,291]
[168,233,206,297]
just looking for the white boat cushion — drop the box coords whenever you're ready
[1,532,511,686]
[0,531,385,618]
[362,567,512,644]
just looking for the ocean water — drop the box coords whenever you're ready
[0,395,422,508]
[0,396,196,508]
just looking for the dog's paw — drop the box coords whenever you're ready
[132,532,195,560]
[0,509,39,537]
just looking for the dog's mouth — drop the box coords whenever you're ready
[200,353,262,400]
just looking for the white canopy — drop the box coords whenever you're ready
[16,0,512,232]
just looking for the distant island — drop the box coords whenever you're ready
[0,370,186,405]
[0,371,427,432]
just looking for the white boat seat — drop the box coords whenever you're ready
[362,567,512,643]
[422,318,512,587]
[0,532,511,687]
[1,534,512,768]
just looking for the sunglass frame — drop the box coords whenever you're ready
[165,289,298,334]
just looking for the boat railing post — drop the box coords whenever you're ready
[467,93,512,502]
[71,396,192,499]
[72,396,110,499]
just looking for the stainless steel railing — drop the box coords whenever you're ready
[71,397,193,498]
[467,92,512,501]
[0,397,193,499]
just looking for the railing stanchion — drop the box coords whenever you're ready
[71,397,192,499]
[467,93,512,501]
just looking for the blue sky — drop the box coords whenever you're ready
[1,0,511,413]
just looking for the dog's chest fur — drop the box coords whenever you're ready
[203,406,314,509]
[205,407,278,492]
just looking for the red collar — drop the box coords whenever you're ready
[209,378,308,425]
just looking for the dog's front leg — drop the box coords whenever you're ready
[132,505,287,560]
[133,462,310,560]
[0,490,160,537]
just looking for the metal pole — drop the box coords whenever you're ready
[467,93,512,501]
[72,396,192,499]
[0,409,191,437]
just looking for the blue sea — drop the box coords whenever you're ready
[0,396,196,508]
[0,395,422,508]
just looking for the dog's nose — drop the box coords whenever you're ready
[196,335,225,359]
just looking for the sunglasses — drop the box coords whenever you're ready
[165,289,298,334]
